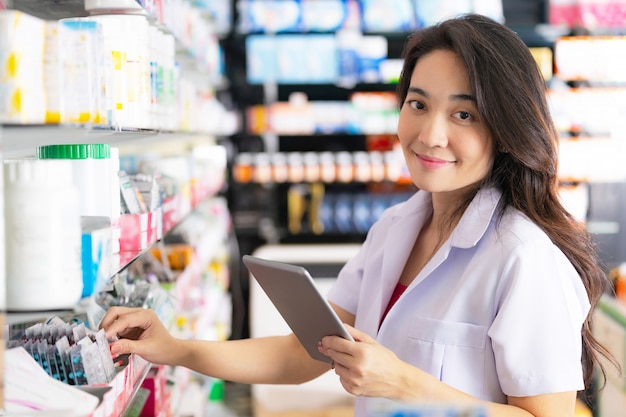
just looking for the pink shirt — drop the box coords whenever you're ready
[380,283,408,325]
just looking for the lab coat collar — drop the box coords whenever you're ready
[387,186,503,249]
[381,187,502,303]
[449,186,503,248]
[374,187,503,333]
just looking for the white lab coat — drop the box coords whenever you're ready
[327,187,590,416]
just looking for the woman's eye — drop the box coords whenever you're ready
[407,100,425,110]
[454,111,473,121]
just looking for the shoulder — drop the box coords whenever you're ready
[496,207,554,249]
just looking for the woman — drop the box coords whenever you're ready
[100,14,613,417]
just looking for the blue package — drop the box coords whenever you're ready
[246,35,278,83]
[238,0,301,33]
[357,35,387,83]
[81,217,112,297]
[336,30,361,88]
[276,35,310,83]
[353,194,371,233]
[412,0,472,28]
[319,193,336,233]
[370,194,389,225]
[301,0,348,32]
[360,0,416,32]
[196,0,233,35]
[304,35,338,83]
[334,193,354,233]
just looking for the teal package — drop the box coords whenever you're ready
[81,217,112,298]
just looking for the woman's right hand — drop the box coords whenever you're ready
[99,306,180,366]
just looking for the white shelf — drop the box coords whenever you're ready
[7,0,89,20]
[1,125,219,158]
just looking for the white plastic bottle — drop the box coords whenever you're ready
[37,143,112,219]
[5,159,83,311]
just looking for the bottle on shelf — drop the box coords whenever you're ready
[4,159,83,311]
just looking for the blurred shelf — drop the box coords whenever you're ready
[1,125,219,158]
[7,0,89,20]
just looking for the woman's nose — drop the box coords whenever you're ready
[418,115,448,148]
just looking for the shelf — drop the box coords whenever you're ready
[1,125,220,158]
[7,0,89,20]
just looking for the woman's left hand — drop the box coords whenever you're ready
[318,324,408,398]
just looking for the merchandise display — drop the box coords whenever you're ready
[1,1,233,416]
[2,0,626,416]
[0,8,236,134]
[0,11,46,124]
[549,0,626,28]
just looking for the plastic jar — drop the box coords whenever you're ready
[37,144,112,219]
[253,152,272,184]
[303,152,320,183]
[271,152,288,183]
[319,151,336,183]
[336,151,354,183]
[369,151,385,183]
[287,152,304,183]
[5,159,83,311]
[233,152,253,183]
[353,151,371,183]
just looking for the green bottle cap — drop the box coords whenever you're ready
[37,144,110,159]
[208,379,224,401]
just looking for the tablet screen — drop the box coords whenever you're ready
[242,255,354,363]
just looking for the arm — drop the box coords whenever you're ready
[100,306,331,385]
[319,318,576,417]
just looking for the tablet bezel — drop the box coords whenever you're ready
[242,254,354,363]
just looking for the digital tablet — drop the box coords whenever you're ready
[242,254,354,363]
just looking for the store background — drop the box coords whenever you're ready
[1,0,626,416]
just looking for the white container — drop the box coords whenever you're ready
[336,151,354,183]
[37,144,112,219]
[4,159,83,311]
[58,18,103,126]
[319,151,336,183]
[303,152,320,183]
[88,14,151,129]
[44,20,61,124]
[89,14,125,128]
[0,10,46,124]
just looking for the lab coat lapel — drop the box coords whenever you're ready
[404,187,502,292]
[379,193,432,322]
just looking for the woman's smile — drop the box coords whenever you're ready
[416,153,453,169]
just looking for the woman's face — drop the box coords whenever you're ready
[397,49,494,196]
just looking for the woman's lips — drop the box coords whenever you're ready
[417,153,452,169]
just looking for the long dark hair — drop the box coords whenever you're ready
[397,13,616,393]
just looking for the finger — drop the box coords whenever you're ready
[322,332,355,353]
[344,324,376,343]
[103,309,154,340]
[98,306,136,330]
[98,306,124,329]
[326,347,354,370]
[109,338,134,356]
